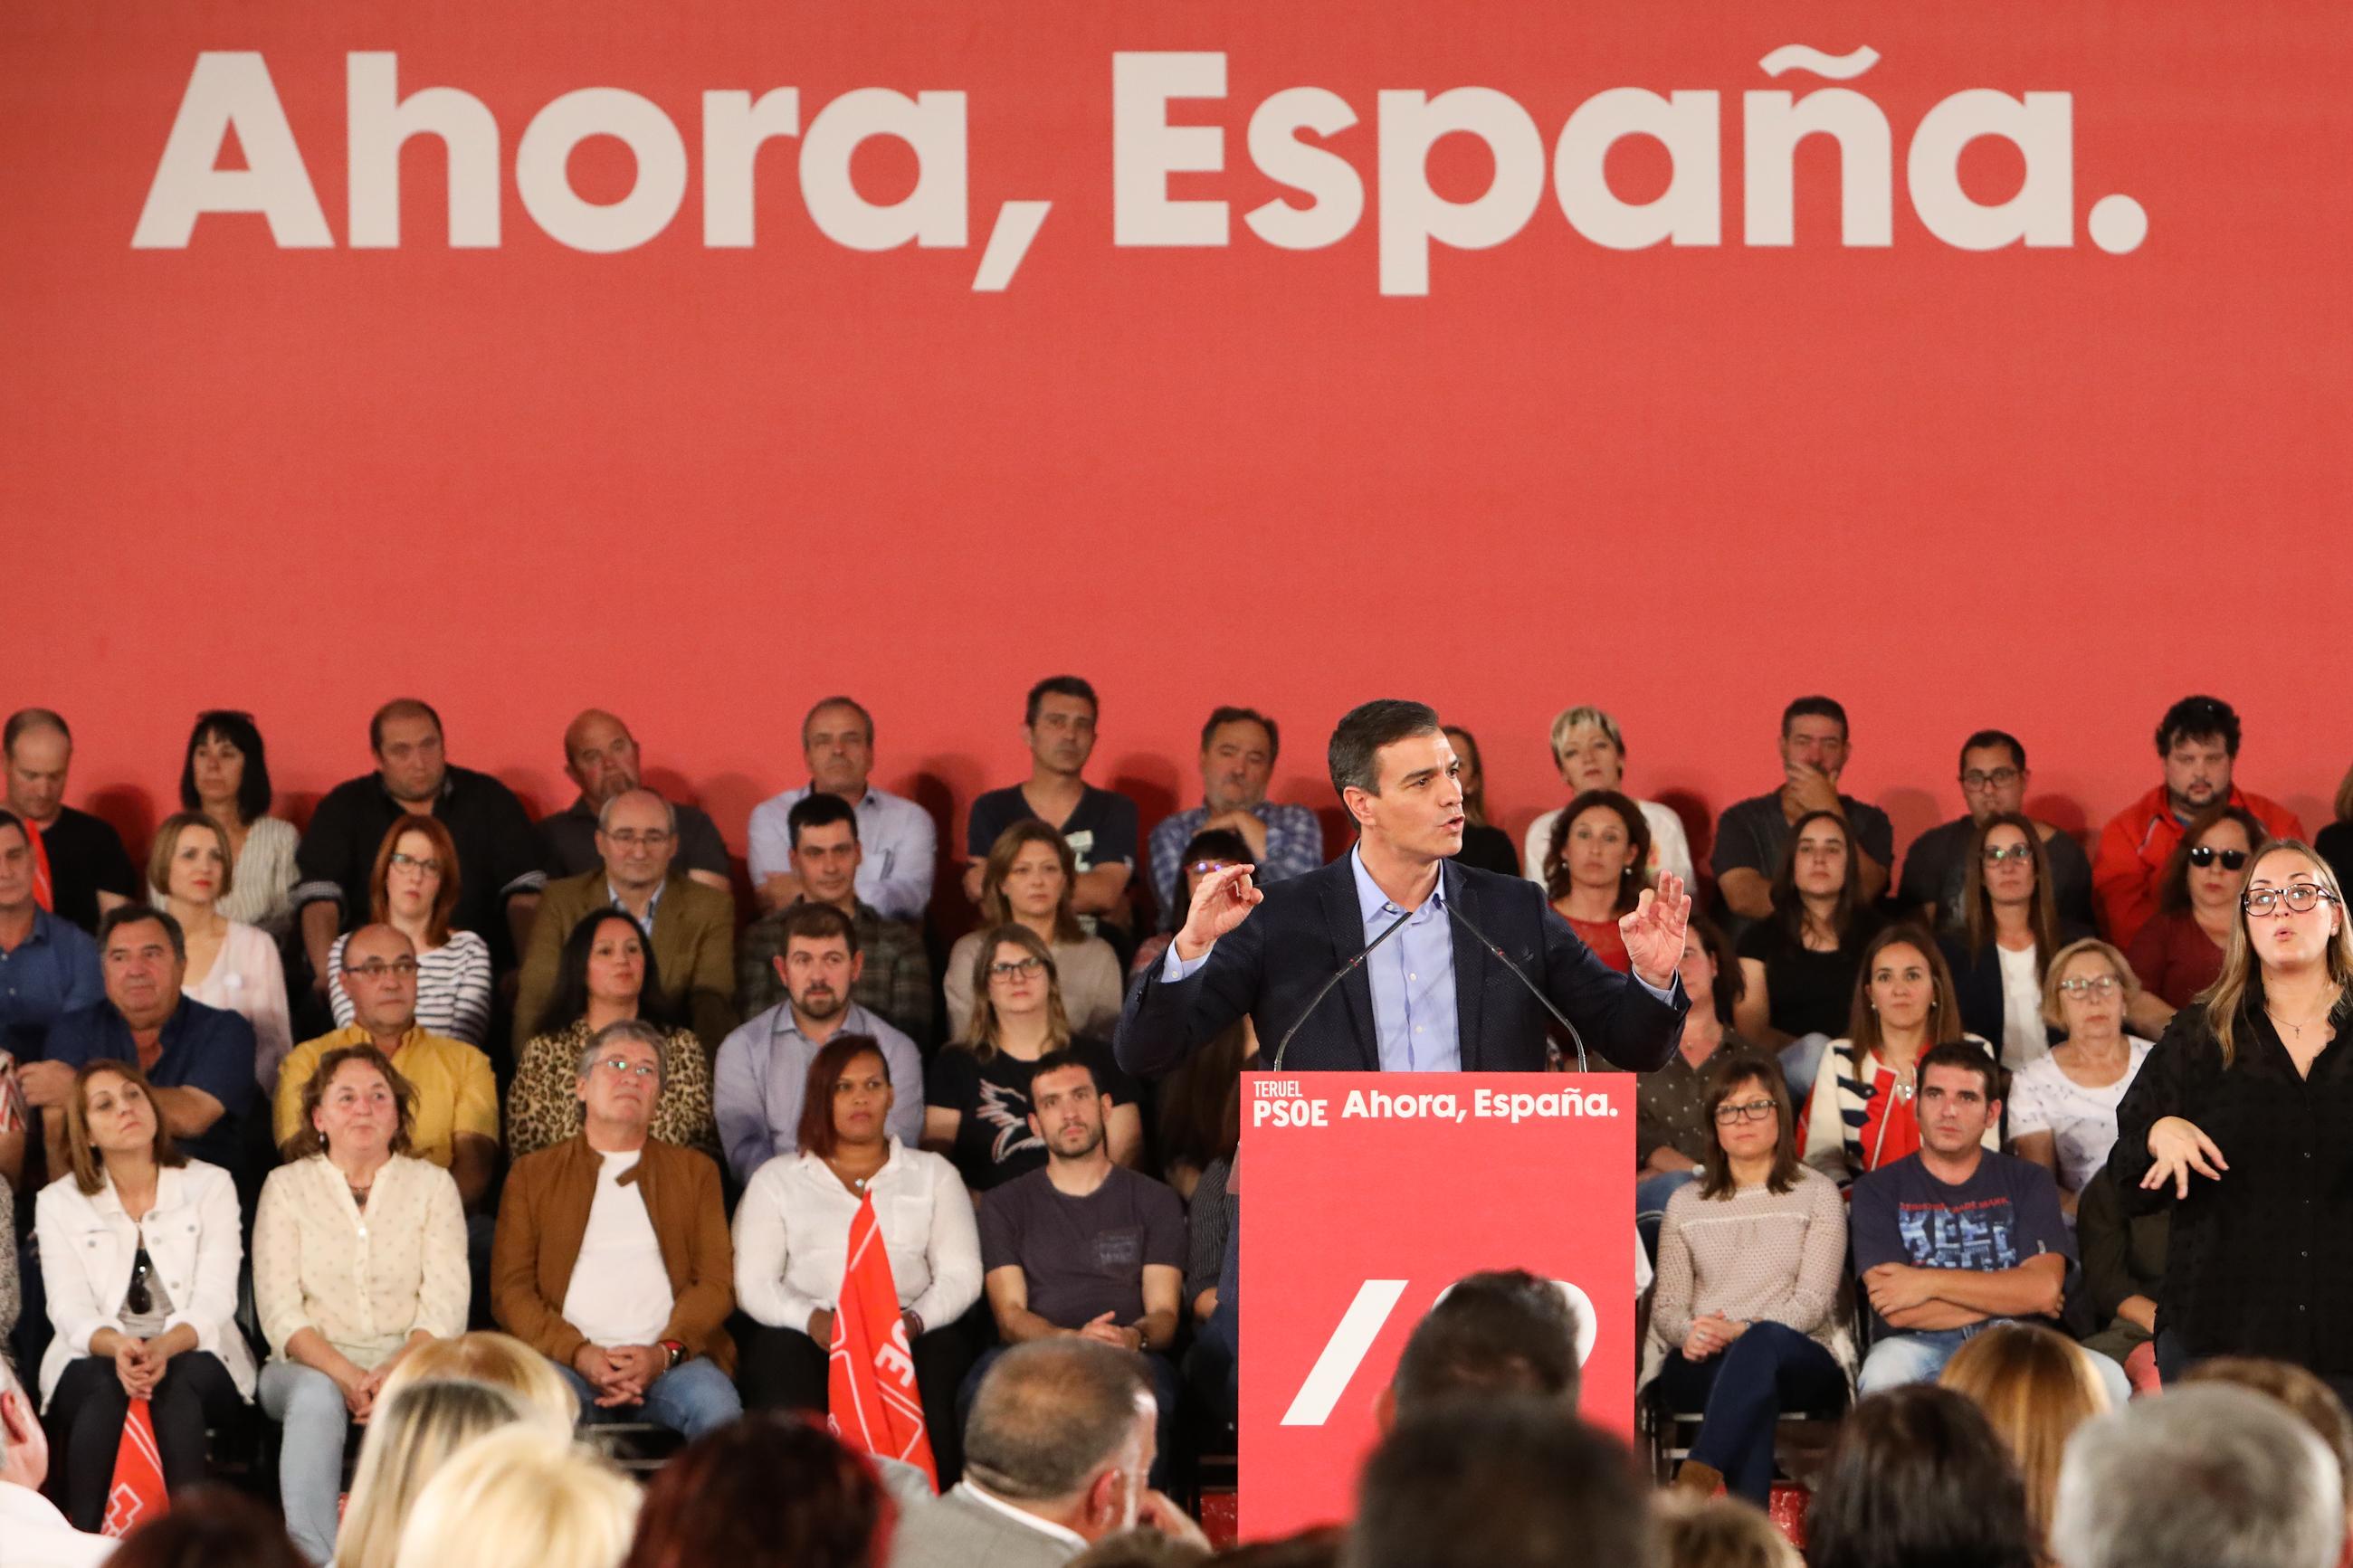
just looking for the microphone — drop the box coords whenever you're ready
[1270,903,1418,1072]
[1443,899,1595,1074]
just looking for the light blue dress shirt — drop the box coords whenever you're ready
[746,783,938,922]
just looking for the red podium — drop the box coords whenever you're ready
[1236,1070,1635,1538]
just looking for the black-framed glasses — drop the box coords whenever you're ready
[2244,885,2340,917]
[2057,975,2123,997]
[988,957,1047,981]
[2189,846,2249,871]
[1713,1098,1777,1124]
[126,1248,154,1316]
[1982,843,2036,864]
[1959,767,2022,791]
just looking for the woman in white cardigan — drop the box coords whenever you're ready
[150,811,293,1089]
[252,1042,468,1566]
[35,1059,253,1532]
[734,1031,980,1477]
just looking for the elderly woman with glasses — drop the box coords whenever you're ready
[1642,1052,1852,1503]
[2007,939,2154,1221]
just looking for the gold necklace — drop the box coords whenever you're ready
[2269,987,2342,1042]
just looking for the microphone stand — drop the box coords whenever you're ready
[1269,904,1418,1072]
[1443,900,1596,1074]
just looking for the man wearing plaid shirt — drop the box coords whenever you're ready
[1145,708,1323,924]
[735,794,932,1044]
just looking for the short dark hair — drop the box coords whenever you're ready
[1202,706,1281,765]
[1029,1047,1104,1099]
[964,1341,1153,1501]
[282,1044,419,1161]
[1696,1052,1802,1200]
[795,1033,891,1161]
[786,792,859,847]
[1166,828,1253,931]
[0,808,22,847]
[1780,696,1849,738]
[1768,810,1863,947]
[800,695,875,746]
[1343,1398,1655,1568]
[178,709,274,819]
[1025,676,1099,727]
[1328,699,1442,801]
[776,899,860,958]
[536,908,678,1037]
[621,1413,889,1568]
[2156,694,2241,758]
[1919,1038,2003,1103]
[1688,914,1744,1027]
[99,904,186,964]
[1389,1270,1584,1418]
[100,1483,308,1568]
[368,698,443,755]
[1806,1386,2035,1568]
[1958,728,2027,773]
[1,708,69,756]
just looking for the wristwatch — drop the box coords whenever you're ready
[662,1339,686,1371]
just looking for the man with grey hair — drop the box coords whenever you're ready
[0,1354,113,1565]
[2052,1384,2344,1568]
[891,1340,1204,1568]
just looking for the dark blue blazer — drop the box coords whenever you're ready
[1114,855,1687,1077]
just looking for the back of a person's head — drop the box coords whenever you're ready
[964,1340,1155,1504]
[108,1485,307,1568]
[392,1427,639,1568]
[2179,1356,2353,1519]
[377,1330,577,1437]
[1211,1527,1344,1568]
[2052,1384,2343,1568]
[1387,1269,1583,1420]
[1652,1495,1801,1568]
[1805,1385,2034,1568]
[1937,1323,2110,1552]
[620,1412,891,1568]
[1340,1398,1653,1568]
[1066,1528,1214,1568]
[337,1380,533,1568]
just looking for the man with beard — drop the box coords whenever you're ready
[537,708,732,891]
[711,901,922,1183]
[973,1050,1184,1483]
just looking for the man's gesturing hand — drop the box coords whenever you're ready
[1620,872,1692,990]
[1174,864,1262,962]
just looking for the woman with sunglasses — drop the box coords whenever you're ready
[1938,814,2091,1072]
[1643,1052,1852,1502]
[2006,939,2152,1221]
[2110,841,2353,1393]
[2125,805,2267,1017]
[33,1060,253,1532]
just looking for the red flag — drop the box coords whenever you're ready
[102,1397,168,1539]
[23,818,52,913]
[828,1191,938,1490]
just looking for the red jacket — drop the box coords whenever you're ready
[2092,783,2304,948]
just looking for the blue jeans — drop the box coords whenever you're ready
[1658,1324,1846,1502]
[555,1356,741,1440]
[259,1361,351,1567]
[1862,1324,2132,1408]
[1638,1170,1700,1259]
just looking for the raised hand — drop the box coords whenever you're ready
[2142,1116,2227,1199]
[1174,864,1263,961]
[1619,872,1692,989]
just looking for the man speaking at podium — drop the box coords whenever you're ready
[1116,700,1690,1078]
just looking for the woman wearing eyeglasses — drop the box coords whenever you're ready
[252,1042,466,1565]
[1937,814,2093,1072]
[34,1060,253,1532]
[2006,939,2153,1221]
[942,822,1123,1041]
[1643,1052,1852,1503]
[2109,842,2353,1392]
[923,924,1142,1193]
[324,819,492,1046]
[2124,804,2267,1018]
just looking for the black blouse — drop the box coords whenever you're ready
[2108,984,2353,1371]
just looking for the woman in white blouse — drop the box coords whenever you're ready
[734,1032,980,1476]
[326,817,492,1047]
[2007,938,2154,1221]
[150,811,293,1088]
[1521,705,1697,889]
[35,1060,253,1532]
[253,1044,468,1565]
[176,709,301,941]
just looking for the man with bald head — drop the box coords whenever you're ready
[516,787,738,1056]
[539,709,731,892]
[3,708,138,934]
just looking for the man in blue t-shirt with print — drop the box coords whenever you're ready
[1852,1040,2129,1407]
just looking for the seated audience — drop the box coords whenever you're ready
[713,903,924,1185]
[1805,1385,2035,1568]
[1436,727,1519,876]
[737,794,931,1042]
[2007,939,2153,1218]
[509,910,719,1163]
[734,1035,979,1475]
[893,1340,1176,1568]
[2093,694,2303,947]
[108,1487,307,1568]
[622,1412,896,1568]
[538,709,731,891]
[253,1044,467,1566]
[948,824,1124,1040]
[1380,1269,1586,1422]
[928,927,1143,1193]
[1541,789,1652,974]
[1145,707,1322,917]
[34,1060,252,1532]
[1802,927,1993,1187]
[0,1354,112,1566]
[1521,705,1697,889]
[1345,1399,1655,1568]
[1710,697,1894,925]
[336,1378,558,1568]
[1130,828,1253,980]
[0,808,101,1186]
[1938,1323,2112,1562]
[1636,920,1756,1251]
[294,698,544,990]
[278,926,496,1221]
[390,1427,640,1568]
[1652,1495,1801,1568]
[1898,730,2095,934]
[3,709,138,934]
[323,818,493,1047]
[513,787,737,1057]
[1155,1019,1248,1204]
[748,696,937,920]
[2124,803,2266,1013]
[1938,813,2112,1069]
[2072,1167,2166,1381]
[2320,764,2353,893]
[491,1020,740,1440]
[974,1051,1183,1480]
[962,678,1138,931]
[150,810,292,1087]
[2052,1383,2343,1568]
[1646,1054,1851,1503]
[30,908,257,1177]
[176,709,301,940]
[373,1328,578,1431]
[1732,811,1887,1069]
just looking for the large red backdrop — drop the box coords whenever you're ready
[5,2,2348,869]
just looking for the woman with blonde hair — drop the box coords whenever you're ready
[392,1427,639,1568]
[944,823,1122,1038]
[376,1329,576,1434]
[1939,1323,2112,1562]
[335,1378,538,1568]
